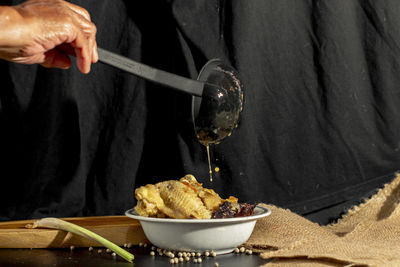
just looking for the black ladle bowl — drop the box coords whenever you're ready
[97,48,243,145]
[193,59,243,145]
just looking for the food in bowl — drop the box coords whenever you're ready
[125,205,270,254]
[211,201,256,219]
[134,174,255,219]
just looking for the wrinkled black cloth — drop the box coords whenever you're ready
[1,0,400,224]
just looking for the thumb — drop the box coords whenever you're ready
[40,49,71,69]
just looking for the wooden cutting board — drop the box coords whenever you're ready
[0,216,148,248]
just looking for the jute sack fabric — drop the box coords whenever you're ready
[245,173,400,267]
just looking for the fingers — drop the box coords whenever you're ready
[92,41,98,62]
[34,0,97,73]
[70,25,91,74]
[6,0,98,73]
[63,1,98,64]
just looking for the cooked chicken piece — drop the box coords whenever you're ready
[134,175,238,219]
[158,180,211,219]
[134,184,171,217]
[180,174,224,211]
[181,174,238,211]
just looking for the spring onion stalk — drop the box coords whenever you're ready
[26,217,134,263]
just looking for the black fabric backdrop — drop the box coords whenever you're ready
[1,0,400,224]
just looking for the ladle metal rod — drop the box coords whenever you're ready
[97,48,204,97]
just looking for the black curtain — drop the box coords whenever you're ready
[1,0,400,224]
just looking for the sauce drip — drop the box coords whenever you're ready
[206,145,213,182]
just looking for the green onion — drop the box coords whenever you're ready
[26,217,134,263]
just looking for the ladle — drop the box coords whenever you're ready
[97,48,243,145]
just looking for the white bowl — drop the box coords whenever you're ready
[125,205,271,255]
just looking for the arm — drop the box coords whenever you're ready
[0,0,97,74]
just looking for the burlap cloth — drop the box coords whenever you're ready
[245,173,400,267]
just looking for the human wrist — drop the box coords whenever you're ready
[0,6,27,58]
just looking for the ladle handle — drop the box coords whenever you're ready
[97,48,204,97]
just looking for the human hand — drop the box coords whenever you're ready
[0,0,97,74]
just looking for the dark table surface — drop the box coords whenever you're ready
[0,247,270,267]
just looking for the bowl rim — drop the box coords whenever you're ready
[125,205,271,224]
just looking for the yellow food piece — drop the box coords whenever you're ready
[134,174,237,219]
